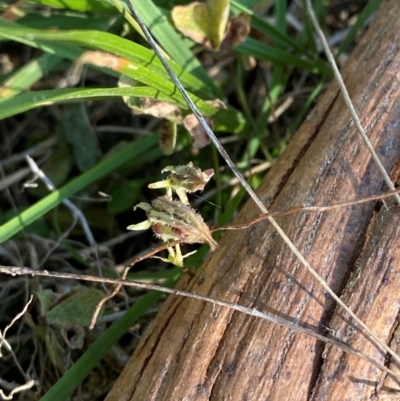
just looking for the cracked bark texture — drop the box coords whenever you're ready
[106,1,400,400]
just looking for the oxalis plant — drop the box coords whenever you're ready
[127,162,217,268]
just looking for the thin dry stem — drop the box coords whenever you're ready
[0,265,398,382]
[0,295,33,358]
[213,187,400,232]
[0,295,33,384]
[0,378,37,401]
[89,240,181,329]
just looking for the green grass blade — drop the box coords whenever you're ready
[0,87,184,119]
[29,0,115,12]
[0,86,247,134]
[231,0,308,54]
[338,0,385,54]
[0,134,158,243]
[0,20,248,133]
[0,53,63,98]
[126,0,220,96]
[256,0,286,130]
[290,78,325,133]
[236,37,331,75]
[19,14,112,31]
[275,0,287,36]
[0,19,214,98]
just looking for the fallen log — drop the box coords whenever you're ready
[106,1,400,399]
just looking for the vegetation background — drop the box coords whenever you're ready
[0,0,384,399]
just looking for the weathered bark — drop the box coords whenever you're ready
[106,1,400,400]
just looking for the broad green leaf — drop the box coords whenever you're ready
[107,179,144,214]
[172,0,229,49]
[37,290,57,316]
[47,288,105,327]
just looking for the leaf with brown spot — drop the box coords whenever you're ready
[67,51,125,86]
[118,75,182,122]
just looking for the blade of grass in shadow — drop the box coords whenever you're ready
[0,53,63,98]
[126,268,180,281]
[211,146,222,222]
[39,272,181,401]
[231,0,313,57]
[235,57,272,162]
[289,78,325,133]
[338,0,384,55]
[231,1,330,75]
[0,134,157,243]
[236,37,331,75]
[255,0,287,132]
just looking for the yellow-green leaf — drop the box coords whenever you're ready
[171,0,229,50]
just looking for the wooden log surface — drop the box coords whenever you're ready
[106,1,400,400]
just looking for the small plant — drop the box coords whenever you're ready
[127,162,217,268]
